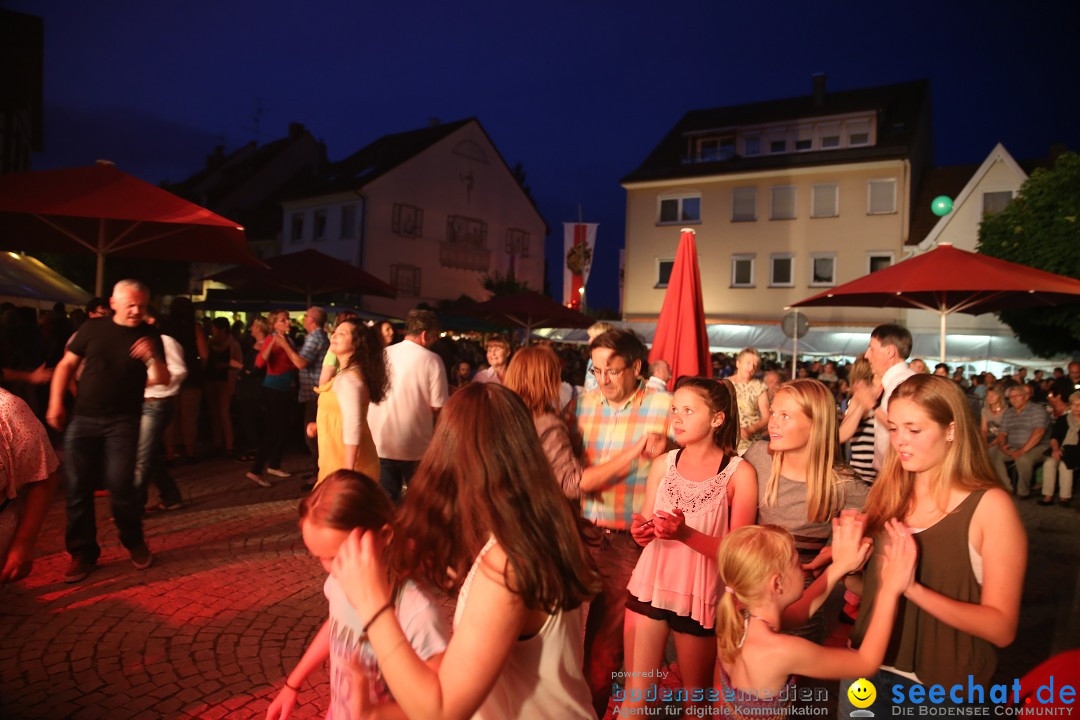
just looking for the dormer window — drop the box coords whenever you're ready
[697,135,735,162]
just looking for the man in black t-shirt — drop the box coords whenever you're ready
[47,280,170,583]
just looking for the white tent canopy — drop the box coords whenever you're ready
[534,321,1068,369]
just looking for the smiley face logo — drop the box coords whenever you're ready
[847,678,876,709]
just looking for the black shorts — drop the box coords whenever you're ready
[625,592,713,637]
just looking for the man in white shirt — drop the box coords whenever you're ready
[368,309,449,502]
[135,307,188,511]
[863,323,916,471]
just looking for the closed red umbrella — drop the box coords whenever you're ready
[206,248,395,305]
[649,228,711,388]
[790,243,1080,362]
[0,162,260,295]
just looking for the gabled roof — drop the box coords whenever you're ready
[315,118,474,196]
[290,117,549,234]
[167,124,326,240]
[913,143,1027,248]
[909,162,980,247]
[622,79,930,184]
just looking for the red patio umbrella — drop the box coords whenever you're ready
[465,290,592,338]
[649,228,711,388]
[0,162,260,295]
[789,243,1080,362]
[205,248,395,305]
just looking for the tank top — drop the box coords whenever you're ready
[454,537,594,720]
[626,449,739,628]
[851,490,996,687]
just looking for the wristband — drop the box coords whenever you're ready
[362,600,395,634]
[285,679,301,692]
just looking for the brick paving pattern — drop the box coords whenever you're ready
[2,453,1078,719]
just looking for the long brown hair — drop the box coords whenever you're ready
[335,319,390,403]
[504,346,562,416]
[389,383,599,611]
[762,379,847,523]
[864,374,999,533]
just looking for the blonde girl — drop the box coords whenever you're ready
[846,374,1026,710]
[742,378,869,637]
[715,520,916,719]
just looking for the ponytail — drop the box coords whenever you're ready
[715,525,796,663]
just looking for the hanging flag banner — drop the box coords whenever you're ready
[563,222,597,309]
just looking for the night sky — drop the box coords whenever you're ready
[7,0,1079,312]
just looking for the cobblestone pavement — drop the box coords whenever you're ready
[1,454,1078,719]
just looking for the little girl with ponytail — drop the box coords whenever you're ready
[714,516,915,718]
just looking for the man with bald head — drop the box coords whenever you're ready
[47,280,170,583]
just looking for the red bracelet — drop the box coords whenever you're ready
[285,679,301,692]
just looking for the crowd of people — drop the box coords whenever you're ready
[0,285,1064,718]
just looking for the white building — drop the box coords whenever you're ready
[281,118,546,318]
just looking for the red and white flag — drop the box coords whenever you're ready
[563,222,597,308]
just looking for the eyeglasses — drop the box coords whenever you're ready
[590,365,628,380]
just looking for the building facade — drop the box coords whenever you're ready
[621,76,932,329]
[906,143,1028,336]
[281,118,545,318]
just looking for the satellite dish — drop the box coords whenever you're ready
[782,311,810,339]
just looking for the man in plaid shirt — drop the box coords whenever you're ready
[573,329,669,716]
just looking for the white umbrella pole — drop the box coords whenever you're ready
[940,312,947,366]
[792,321,798,379]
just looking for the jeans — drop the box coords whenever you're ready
[64,414,144,562]
[583,529,644,718]
[135,398,182,507]
[378,459,418,503]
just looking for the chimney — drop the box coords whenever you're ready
[288,122,305,140]
[812,73,826,107]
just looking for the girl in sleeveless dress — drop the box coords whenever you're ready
[266,470,447,720]
[305,320,387,489]
[714,520,915,719]
[844,375,1027,714]
[622,378,757,714]
[331,383,599,719]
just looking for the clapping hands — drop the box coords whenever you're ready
[880,519,918,597]
[829,509,873,576]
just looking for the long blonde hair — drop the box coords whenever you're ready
[762,379,846,523]
[864,374,1000,533]
[715,525,795,663]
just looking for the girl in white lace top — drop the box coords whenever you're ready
[624,378,758,715]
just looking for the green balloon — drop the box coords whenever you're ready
[931,196,954,217]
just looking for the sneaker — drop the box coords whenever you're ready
[63,557,96,583]
[246,471,272,488]
[266,468,292,478]
[129,544,153,570]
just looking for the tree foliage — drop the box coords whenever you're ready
[977,151,1080,357]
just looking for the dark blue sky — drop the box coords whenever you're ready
[8,0,1079,311]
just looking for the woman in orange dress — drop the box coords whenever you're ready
[306,320,388,488]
